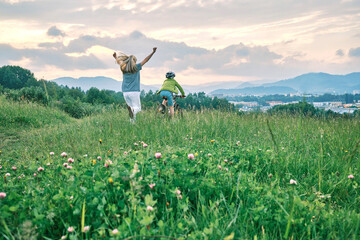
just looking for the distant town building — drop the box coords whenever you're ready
[327,108,357,114]
[266,101,283,107]
[313,102,343,107]
[230,101,258,107]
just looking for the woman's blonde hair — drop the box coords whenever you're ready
[115,52,138,73]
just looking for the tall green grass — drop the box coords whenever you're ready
[0,97,360,239]
[0,96,73,130]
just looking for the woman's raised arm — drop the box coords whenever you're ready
[141,47,157,66]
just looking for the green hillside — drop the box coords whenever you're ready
[1,97,360,239]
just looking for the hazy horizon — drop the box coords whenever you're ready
[1,0,360,85]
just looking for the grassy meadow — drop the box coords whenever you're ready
[1,95,360,239]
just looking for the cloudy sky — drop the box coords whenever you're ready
[1,0,360,85]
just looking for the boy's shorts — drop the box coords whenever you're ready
[160,90,174,106]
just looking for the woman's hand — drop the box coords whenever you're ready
[141,48,157,66]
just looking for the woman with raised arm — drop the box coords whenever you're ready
[113,47,157,123]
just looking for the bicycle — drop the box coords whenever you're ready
[156,94,184,118]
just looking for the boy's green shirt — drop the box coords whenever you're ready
[158,78,185,95]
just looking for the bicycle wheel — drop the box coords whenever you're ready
[155,104,167,119]
[174,104,183,118]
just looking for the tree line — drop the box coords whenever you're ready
[0,65,234,118]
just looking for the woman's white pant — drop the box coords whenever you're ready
[123,91,141,118]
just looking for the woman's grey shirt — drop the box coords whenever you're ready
[122,63,142,92]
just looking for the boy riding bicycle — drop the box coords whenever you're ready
[157,72,185,117]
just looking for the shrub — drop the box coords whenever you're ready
[57,96,108,118]
[5,87,48,105]
[268,101,318,116]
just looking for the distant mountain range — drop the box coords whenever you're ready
[51,72,360,96]
[210,72,360,95]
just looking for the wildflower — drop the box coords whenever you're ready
[155,153,162,159]
[348,174,354,179]
[218,165,222,170]
[92,159,96,165]
[18,176,21,179]
[134,142,139,146]
[133,163,140,173]
[0,192,6,198]
[0,166,2,169]
[97,156,102,160]
[224,159,228,163]
[124,151,128,155]
[143,143,148,148]
[63,163,68,167]
[67,165,73,170]
[99,139,102,144]
[211,139,215,143]
[225,168,229,171]
[61,236,66,240]
[147,206,154,211]
[34,173,37,177]
[5,173,10,177]
[37,167,44,172]
[290,179,297,185]
[12,166,16,170]
[49,152,54,155]
[70,196,73,200]
[68,158,74,163]
[83,154,88,157]
[104,160,112,167]
[178,195,183,199]
[112,229,119,234]
[83,226,90,232]
[67,226,74,232]
[61,152,67,157]
[188,154,194,160]
[139,176,143,181]
[176,189,181,195]
[236,141,240,145]
[208,153,212,156]
[46,163,50,166]
[195,153,199,156]
[190,137,193,140]
[149,183,156,189]
[130,163,140,178]
[109,178,113,184]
